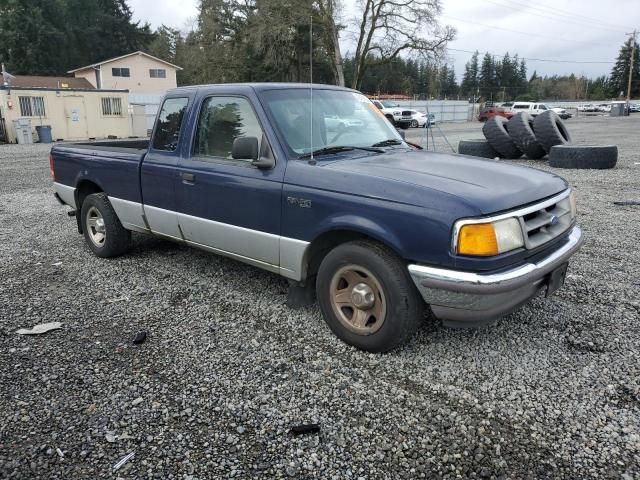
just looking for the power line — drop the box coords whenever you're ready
[447,47,615,64]
[488,0,635,32]
[481,0,631,33]
[442,15,606,46]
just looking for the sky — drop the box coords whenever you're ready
[127,0,639,81]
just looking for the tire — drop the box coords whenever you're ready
[458,139,499,159]
[533,110,572,152]
[549,145,617,169]
[507,112,546,159]
[80,193,131,258]
[410,120,418,128]
[482,116,522,159]
[316,240,423,352]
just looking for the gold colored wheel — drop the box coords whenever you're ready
[329,264,387,335]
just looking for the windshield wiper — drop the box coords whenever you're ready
[298,145,383,159]
[371,139,404,147]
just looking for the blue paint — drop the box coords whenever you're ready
[51,83,570,274]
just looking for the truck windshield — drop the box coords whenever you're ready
[261,89,405,157]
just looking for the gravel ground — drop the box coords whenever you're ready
[1,116,639,479]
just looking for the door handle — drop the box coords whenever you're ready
[181,172,195,184]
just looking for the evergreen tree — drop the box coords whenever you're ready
[0,0,153,75]
[460,50,479,99]
[478,53,495,100]
[609,38,640,98]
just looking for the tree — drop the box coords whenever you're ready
[349,0,455,89]
[316,0,344,85]
[147,25,181,64]
[460,50,479,98]
[609,38,640,98]
[0,0,153,75]
[478,53,495,100]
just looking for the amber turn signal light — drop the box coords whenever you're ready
[457,223,499,256]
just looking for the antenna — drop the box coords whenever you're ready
[309,14,314,162]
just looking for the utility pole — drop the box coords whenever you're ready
[625,30,637,112]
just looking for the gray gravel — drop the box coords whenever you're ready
[1,115,639,479]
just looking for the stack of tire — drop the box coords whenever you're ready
[458,111,617,169]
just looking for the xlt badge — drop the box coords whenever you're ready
[287,196,312,208]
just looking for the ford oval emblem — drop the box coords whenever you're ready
[549,215,559,226]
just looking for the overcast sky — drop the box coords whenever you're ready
[128,0,639,81]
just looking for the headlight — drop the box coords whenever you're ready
[569,190,577,218]
[393,110,401,115]
[456,218,524,256]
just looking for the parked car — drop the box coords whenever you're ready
[596,103,612,113]
[371,100,411,129]
[628,103,640,113]
[577,104,598,113]
[405,110,435,127]
[51,83,583,352]
[478,106,514,122]
[550,107,573,120]
[503,102,552,117]
[325,114,364,131]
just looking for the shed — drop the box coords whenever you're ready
[0,75,133,143]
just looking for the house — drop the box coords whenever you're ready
[68,51,182,131]
[0,75,132,143]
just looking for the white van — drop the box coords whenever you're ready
[506,102,550,117]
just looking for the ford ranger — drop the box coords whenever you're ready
[51,83,583,352]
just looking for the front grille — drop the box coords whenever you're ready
[519,194,573,249]
[401,110,413,117]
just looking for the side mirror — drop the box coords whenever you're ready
[232,136,259,161]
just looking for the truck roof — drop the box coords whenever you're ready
[168,82,356,95]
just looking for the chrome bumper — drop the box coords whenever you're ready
[408,226,584,326]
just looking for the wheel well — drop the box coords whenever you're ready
[75,180,103,210]
[304,230,400,281]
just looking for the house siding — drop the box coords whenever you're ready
[75,54,178,95]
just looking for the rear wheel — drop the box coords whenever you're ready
[316,240,423,352]
[80,193,131,258]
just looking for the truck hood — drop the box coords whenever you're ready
[323,149,568,214]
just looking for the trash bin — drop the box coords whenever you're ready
[35,125,53,143]
[12,118,33,144]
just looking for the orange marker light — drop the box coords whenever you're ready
[457,223,499,256]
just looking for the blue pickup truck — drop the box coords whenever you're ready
[51,83,583,352]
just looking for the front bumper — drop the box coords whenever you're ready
[408,226,584,327]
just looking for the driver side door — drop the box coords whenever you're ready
[175,95,284,269]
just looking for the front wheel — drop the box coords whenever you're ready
[410,120,418,128]
[316,240,423,352]
[80,193,131,258]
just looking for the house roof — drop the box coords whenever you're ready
[7,75,96,90]
[67,51,183,73]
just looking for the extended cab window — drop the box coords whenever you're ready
[152,97,188,152]
[193,97,262,161]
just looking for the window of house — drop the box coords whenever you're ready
[112,67,130,77]
[152,97,189,152]
[193,97,263,161]
[18,96,46,117]
[149,69,166,78]
[101,97,123,116]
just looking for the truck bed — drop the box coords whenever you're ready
[51,139,149,206]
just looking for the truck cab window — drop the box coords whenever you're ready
[152,97,188,152]
[194,97,262,161]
